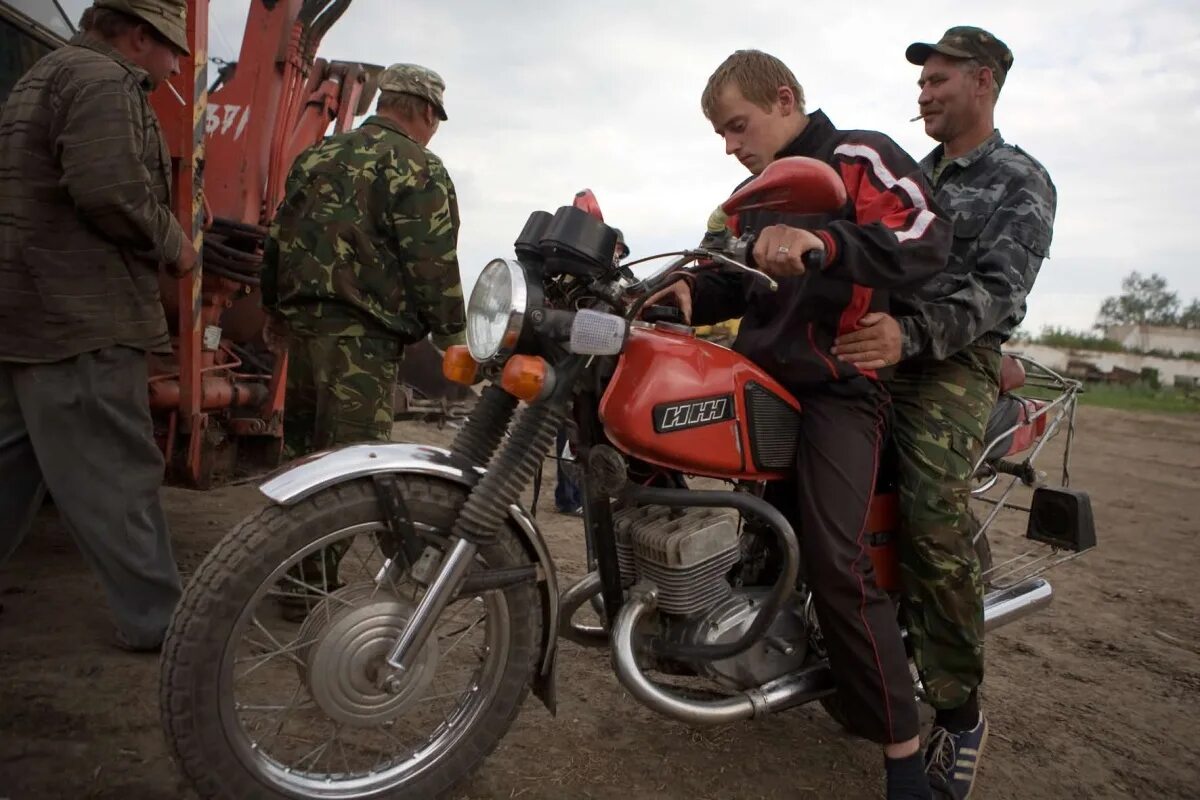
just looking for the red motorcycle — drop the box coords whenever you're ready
[160,158,1095,799]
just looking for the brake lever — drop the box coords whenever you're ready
[691,248,779,292]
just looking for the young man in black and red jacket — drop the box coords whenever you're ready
[651,50,951,800]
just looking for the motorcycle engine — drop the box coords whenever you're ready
[613,506,741,614]
[614,505,811,689]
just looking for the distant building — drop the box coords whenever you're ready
[1103,324,1200,355]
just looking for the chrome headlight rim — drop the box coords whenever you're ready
[466,258,528,363]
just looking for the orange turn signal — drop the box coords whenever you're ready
[442,345,478,386]
[500,355,553,402]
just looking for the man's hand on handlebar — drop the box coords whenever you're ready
[752,224,825,278]
[643,279,693,325]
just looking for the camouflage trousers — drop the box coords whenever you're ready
[887,340,1002,710]
[283,334,401,459]
[282,334,401,610]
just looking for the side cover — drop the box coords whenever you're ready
[600,325,802,480]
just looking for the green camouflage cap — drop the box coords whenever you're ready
[906,26,1013,89]
[378,63,448,120]
[93,0,190,56]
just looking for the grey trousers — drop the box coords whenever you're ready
[0,346,181,647]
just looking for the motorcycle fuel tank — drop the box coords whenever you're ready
[600,324,802,481]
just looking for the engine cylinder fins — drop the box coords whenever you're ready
[614,505,741,616]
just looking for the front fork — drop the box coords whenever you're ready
[384,537,479,673]
[379,387,567,681]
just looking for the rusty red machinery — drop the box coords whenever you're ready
[146,0,386,487]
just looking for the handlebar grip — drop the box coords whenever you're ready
[803,249,826,271]
[736,234,825,272]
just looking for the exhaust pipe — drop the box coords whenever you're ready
[559,571,609,648]
[611,577,1053,726]
[611,586,834,725]
[983,577,1053,632]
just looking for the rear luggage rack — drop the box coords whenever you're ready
[972,355,1096,589]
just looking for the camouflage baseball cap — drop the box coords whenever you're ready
[93,0,190,56]
[378,63,448,121]
[906,26,1013,89]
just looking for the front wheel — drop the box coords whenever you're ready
[161,476,541,799]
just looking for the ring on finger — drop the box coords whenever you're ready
[776,245,790,256]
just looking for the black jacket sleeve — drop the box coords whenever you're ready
[815,136,951,289]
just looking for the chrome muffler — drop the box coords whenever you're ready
[609,577,1053,725]
[983,576,1053,632]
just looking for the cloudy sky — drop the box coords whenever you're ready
[42,0,1200,333]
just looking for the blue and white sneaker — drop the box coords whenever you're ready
[925,715,988,799]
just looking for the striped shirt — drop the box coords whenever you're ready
[0,34,183,362]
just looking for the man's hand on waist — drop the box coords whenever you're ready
[831,312,902,370]
[642,279,694,325]
[752,225,824,279]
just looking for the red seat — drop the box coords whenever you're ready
[999,355,1026,394]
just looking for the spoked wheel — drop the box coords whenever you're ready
[161,477,541,800]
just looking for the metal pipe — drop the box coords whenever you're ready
[609,578,1052,725]
[558,571,608,647]
[147,376,268,411]
[52,0,76,33]
[611,586,836,724]
[983,577,1053,632]
[611,588,758,725]
[385,537,478,673]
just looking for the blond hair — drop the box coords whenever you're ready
[701,50,805,120]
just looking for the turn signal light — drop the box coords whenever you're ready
[442,345,478,386]
[500,355,554,402]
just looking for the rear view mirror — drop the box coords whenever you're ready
[721,156,847,217]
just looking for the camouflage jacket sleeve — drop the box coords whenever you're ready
[260,161,303,315]
[54,71,184,265]
[897,168,1055,361]
[389,155,465,348]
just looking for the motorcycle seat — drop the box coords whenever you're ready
[999,355,1026,393]
[983,393,1048,461]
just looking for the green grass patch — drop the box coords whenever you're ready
[1021,382,1200,414]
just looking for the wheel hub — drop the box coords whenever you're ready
[296,583,438,727]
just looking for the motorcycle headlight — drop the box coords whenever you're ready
[466,258,528,362]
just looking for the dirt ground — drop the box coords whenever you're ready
[2,405,1198,800]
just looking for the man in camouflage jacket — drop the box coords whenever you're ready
[832,27,1057,798]
[261,63,465,608]
[0,0,196,652]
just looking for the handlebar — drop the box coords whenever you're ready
[632,232,826,298]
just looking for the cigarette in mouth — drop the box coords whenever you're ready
[909,114,923,122]
[166,80,187,106]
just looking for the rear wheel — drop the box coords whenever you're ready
[161,476,541,799]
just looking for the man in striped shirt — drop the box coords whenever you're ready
[0,0,195,652]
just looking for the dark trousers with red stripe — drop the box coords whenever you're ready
[772,379,919,744]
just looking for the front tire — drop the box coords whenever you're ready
[161,476,541,799]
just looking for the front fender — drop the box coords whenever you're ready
[259,443,561,714]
